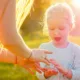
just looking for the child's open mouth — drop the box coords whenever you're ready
[54,37,61,41]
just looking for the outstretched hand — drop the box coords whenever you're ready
[17,49,52,74]
[17,57,44,74]
[50,59,67,74]
[29,49,52,65]
[50,59,72,79]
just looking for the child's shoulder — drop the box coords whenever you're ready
[70,42,80,53]
[70,42,80,49]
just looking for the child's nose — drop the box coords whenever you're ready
[54,29,60,35]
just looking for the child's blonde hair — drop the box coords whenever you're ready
[43,3,75,34]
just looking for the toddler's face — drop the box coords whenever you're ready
[47,16,71,44]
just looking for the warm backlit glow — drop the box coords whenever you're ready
[72,0,80,7]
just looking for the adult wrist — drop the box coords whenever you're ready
[26,49,32,59]
[27,51,32,60]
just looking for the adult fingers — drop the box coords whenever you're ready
[34,63,43,73]
[44,50,52,54]
[42,58,50,65]
[35,63,43,70]
[32,67,42,73]
[23,65,34,75]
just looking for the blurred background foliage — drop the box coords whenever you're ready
[0,0,80,80]
[16,0,80,44]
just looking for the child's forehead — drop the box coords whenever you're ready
[47,13,70,22]
[46,3,73,22]
[47,17,69,27]
[46,8,73,26]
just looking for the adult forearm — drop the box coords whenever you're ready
[0,0,31,58]
[3,32,31,58]
[0,48,16,64]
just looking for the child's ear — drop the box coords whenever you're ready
[69,24,73,32]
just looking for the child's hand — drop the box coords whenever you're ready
[50,59,67,74]
[43,68,58,78]
[50,59,72,79]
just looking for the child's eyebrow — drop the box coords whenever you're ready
[59,24,67,28]
[59,26,65,28]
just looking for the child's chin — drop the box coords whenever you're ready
[54,40,61,43]
[54,40,63,45]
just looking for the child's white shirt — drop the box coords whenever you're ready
[36,42,80,80]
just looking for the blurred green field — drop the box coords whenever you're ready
[0,36,80,80]
[0,63,38,80]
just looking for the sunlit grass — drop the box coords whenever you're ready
[0,62,38,80]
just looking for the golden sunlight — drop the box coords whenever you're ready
[72,0,80,7]
[16,0,34,30]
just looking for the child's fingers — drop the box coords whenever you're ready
[44,69,58,77]
[46,70,55,76]
[50,59,65,73]
[52,69,58,74]
[50,59,59,66]
[48,69,55,73]
[47,69,58,75]
[50,59,61,69]
[42,68,48,72]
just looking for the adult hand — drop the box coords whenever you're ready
[29,49,52,65]
[17,57,43,74]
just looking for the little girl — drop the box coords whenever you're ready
[36,3,80,80]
